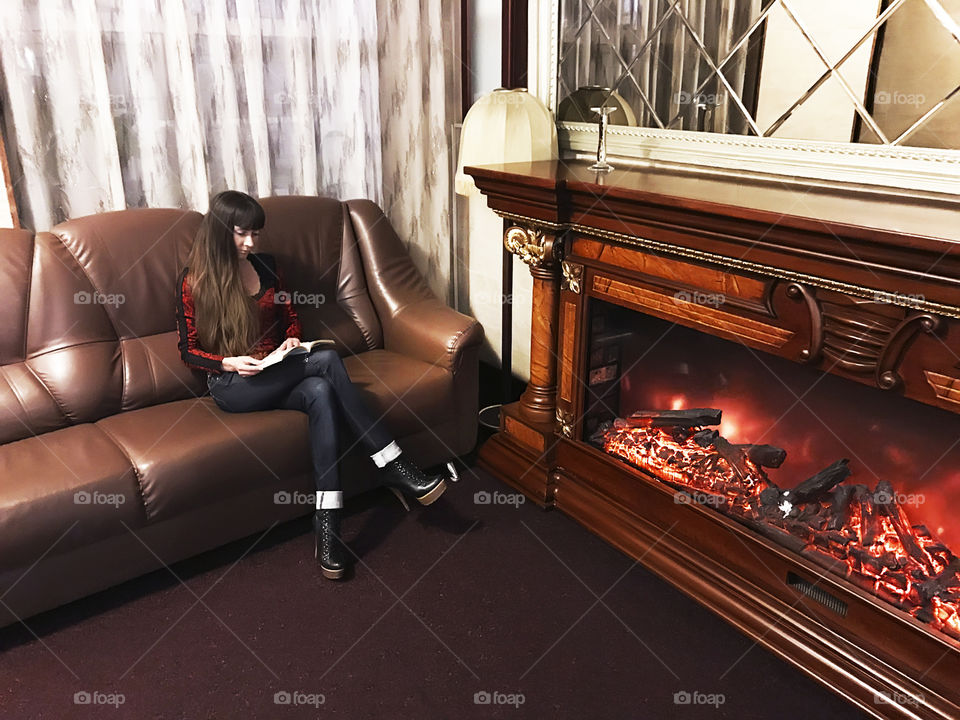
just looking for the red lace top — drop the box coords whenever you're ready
[176,253,302,374]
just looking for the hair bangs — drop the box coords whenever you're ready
[232,196,265,231]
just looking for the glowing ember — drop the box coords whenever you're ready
[599,420,960,640]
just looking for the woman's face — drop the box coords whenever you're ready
[233,226,260,259]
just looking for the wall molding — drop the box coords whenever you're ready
[561,122,960,197]
[526,0,558,109]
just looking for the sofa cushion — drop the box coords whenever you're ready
[0,424,144,571]
[95,398,313,523]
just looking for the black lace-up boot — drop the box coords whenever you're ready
[380,457,447,510]
[313,510,346,579]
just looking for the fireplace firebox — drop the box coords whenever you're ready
[467,160,960,719]
[586,301,960,641]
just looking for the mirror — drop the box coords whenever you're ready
[558,0,960,149]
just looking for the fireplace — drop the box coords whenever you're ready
[466,160,960,719]
[585,301,960,642]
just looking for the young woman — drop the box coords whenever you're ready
[176,190,448,580]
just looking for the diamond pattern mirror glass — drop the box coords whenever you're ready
[558,0,960,149]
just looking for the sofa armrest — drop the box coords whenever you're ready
[346,199,484,373]
[387,298,484,373]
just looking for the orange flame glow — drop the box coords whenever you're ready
[601,424,960,640]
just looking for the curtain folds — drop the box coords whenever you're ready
[0,0,458,295]
[376,0,460,298]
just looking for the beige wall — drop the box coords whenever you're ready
[461,194,533,382]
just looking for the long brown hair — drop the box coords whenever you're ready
[186,190,265,356]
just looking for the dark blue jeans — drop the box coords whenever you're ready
[207,348,395,497]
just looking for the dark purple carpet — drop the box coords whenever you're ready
[1,463,867,719]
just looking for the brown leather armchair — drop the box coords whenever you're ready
[0,196,482,628]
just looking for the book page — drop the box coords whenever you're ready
[258,339,334,370]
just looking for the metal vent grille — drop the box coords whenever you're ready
[787,572,848,617]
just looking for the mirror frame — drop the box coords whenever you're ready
[533,0,960,198]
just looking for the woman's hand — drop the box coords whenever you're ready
[221,355,263,376]
[277,337,302,352]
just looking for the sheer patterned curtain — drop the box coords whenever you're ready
[377,0,461,294]
[0,0,458,294]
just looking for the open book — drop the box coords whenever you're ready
[258,339,335,370]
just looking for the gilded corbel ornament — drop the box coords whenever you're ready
[561,261,583,293]
[504,225,562,268]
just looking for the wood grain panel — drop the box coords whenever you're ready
[574,236,767,302]
[504,414,545,451]
[528,275,558,386]
[559,300,576,403]
[592,274,793,349]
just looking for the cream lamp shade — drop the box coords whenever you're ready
[455,88,558,196]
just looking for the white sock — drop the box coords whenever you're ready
[315,490,343,509]
[370,440,402,468]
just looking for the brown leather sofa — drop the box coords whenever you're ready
[0,196,482,628]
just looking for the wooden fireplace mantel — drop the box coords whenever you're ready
[466,160,960,720]
[467,160,960,312]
